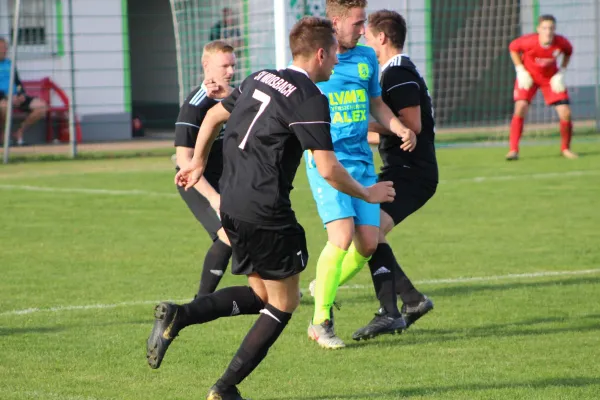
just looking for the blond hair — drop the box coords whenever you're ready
[201,40,234,63]
[326,0,367,18]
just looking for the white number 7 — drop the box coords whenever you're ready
[239,89,271,150]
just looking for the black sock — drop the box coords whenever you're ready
[368,243,400,317]
[179,286,264,328]
[391,253,424,306]
[197,239,232,296]
[217,304,292,390]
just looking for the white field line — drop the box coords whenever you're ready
[2,268,599,317]
[438,169,600,184]
[0,170,598,198]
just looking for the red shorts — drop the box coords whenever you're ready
[513,79,569,105]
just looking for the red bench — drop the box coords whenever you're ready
[19,77,82,143]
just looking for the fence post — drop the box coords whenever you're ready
[67,0,77,158]
[2,0,21,164]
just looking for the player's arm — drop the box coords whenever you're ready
[176,85,241,189]
[380,68,423,134]
[173,100,222,208]
[509,36,533,90]
[175,144,221,209]
[561,54,571,69]
[185,80,234,208]
[291,95,394,204]
[173,99,202,170]
[508,36,524,67]
[509,50,524,67]
[175,103,230,190]
[365,55,416,151]
[550,36,574,93]
[312,150,393,203]
[370,97,416,151]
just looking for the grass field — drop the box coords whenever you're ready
[1,140,600,399]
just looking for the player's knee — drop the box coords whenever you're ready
[378,230,387,243]
[557,106,571,121]
[248,274,268,303]
[380,212,395,236]
[216,228,230,245]
[325,219,354,250]
[287,291,301,312]
[514,101,529,117]
[268,290,300,313]
[354,235,379,257]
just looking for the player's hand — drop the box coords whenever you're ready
[397,127,417,152]
[175,161,204,190]
[550,71,566,93]
[515,65,533,90]
[365,181,395,204]
[203,78,221,98]
[203,79,233,99]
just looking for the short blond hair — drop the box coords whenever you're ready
[201,40,234,63]
[326,0,367,18]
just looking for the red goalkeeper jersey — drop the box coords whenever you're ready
[509,33,573,80]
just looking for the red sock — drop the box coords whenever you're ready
[509,115,524,152]
[560,120,573,151]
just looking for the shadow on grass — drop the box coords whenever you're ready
[0,326,65,336]
[0,319,150,336]
[264,377,600,399]
[337,276,600,305]
[348,315,600,350]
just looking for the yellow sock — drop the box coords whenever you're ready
[312,242,347,325]
[338,243,371,287]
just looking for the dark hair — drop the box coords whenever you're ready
[367,10,407,50]
[289,17,336,58]
[538,14,556,25]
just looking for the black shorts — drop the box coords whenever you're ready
[220,212,309,280]
[177,185,222,242]
[379,171,437,226]
[2,95,35,112]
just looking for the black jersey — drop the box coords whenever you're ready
[219,66,334,226]
[379,54,438,183]
[174,84,227,190]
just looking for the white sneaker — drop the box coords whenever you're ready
[561,149,578,159]
[308,320,345,349]
[308,279,316,297]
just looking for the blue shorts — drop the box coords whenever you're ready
[305,152,380,227]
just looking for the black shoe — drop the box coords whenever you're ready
[352,309,406,341]
[206,385,246,400]
[146,302,181,369]
[401,296,434,329]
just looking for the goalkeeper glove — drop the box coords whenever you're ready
[515,65,533,90]
[550,70,566,93]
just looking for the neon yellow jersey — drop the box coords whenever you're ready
[316,45,381,163]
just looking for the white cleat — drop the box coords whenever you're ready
[561,149,578,159]
[309,279,316,297]
[308,320,345,349]
[505,150,519,161]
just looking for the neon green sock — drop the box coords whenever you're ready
[338,243,371,287]
[313,242,347,325]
